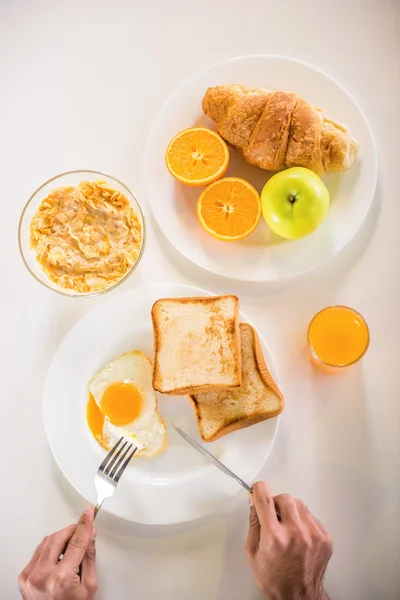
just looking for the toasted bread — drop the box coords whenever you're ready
[190,322,284,441]
[151,295,241,395]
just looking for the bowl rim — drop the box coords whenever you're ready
[18,169,147,298]
[307,305,370,368]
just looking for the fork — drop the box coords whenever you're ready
[94,437,137,519]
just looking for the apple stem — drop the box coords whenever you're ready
[289,195,296,204]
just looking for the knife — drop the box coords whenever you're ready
[171,422,253,493]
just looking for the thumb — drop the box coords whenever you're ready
[245,494,260,557]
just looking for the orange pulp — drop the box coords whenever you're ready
[197,177,261,241]
[308,306,369,368]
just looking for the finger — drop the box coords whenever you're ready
[81,527,98,594]
[295,499,325,531]
[295,498,310,521]
[37,525,77,565]
[245,494,261,557]
[18,536,47,582]
[273,494,301,525]
[252,482,279,531]
[295,498,318,524]
[63,506,95,569]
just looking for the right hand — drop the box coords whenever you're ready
[18,506,98,600]
[245,482,332,600]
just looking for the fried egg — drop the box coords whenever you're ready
[87,351,168,458]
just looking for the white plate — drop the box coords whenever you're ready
[44,283,280,524]
[144,55,377,282]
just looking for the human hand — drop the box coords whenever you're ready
[18,506,98,600]
[245,482,332,600]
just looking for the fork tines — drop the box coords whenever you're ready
[99,437,137,482]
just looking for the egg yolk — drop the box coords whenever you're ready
[100,382,142,426]
[86,394,108,450]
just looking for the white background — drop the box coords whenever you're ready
[1,0,399,599]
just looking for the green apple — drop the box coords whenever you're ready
[261,167,330,240]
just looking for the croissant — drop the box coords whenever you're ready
[202,85,358,175]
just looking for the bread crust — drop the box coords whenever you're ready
[190,323,284,441]
[151,295,242,395]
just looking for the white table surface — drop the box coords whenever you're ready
[1,1,399,598]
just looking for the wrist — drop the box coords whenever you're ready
[265,588,329,600]
[302,589,329,600]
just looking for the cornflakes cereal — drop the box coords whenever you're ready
[29,180,142,293]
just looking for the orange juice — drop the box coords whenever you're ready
[308,306,369,369]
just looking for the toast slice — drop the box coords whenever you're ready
[190,322,284,441]
[152,295,241,395]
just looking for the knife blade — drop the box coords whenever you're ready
[171,422,253,493]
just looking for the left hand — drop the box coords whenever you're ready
[18,505,98,600]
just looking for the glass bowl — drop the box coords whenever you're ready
[18,170,146,297]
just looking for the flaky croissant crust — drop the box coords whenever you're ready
[202,85,358,175]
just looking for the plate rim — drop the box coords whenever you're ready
[43,282,281,525]
[144,54,378,283]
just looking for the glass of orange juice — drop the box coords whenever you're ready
[308,306,369,371]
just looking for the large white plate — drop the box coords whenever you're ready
[144,56,377,282]
[44,283,280,524]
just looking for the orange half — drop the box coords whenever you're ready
[165,127,229,187]
[197,177,261,241]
